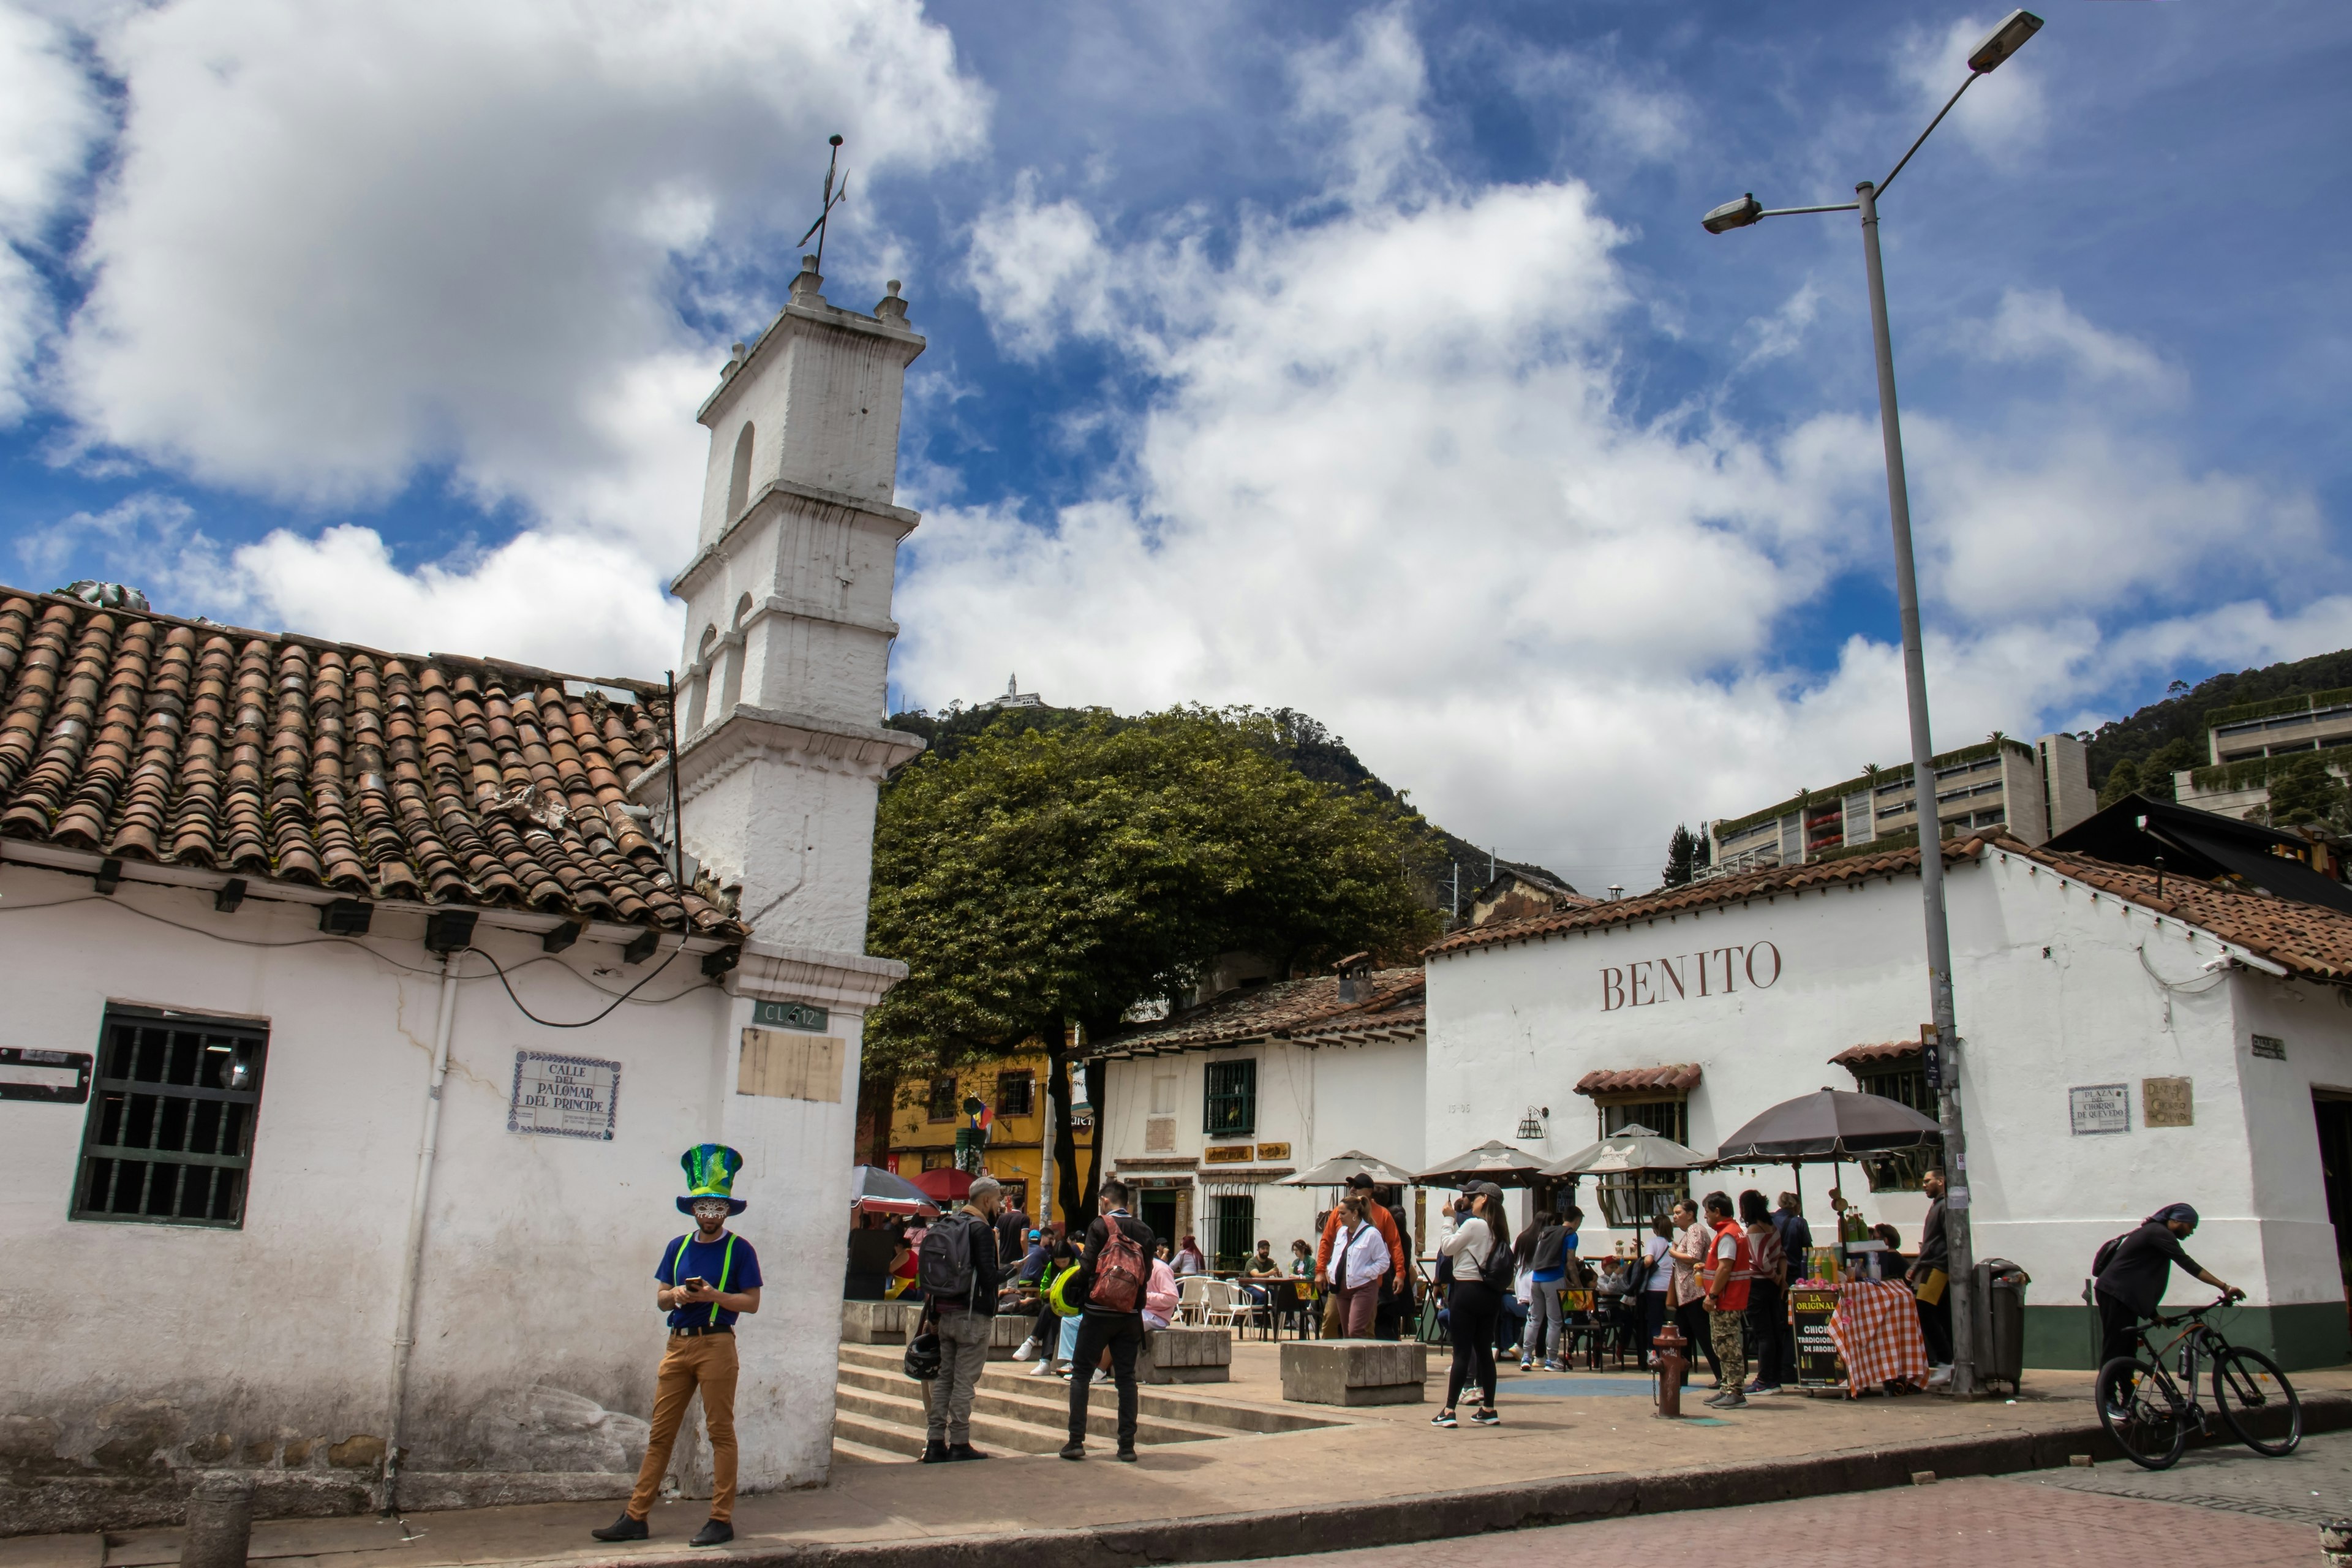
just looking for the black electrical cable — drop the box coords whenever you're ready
[0,878,718,1011]
[465,941,708,1028]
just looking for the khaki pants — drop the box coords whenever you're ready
[627,1332,739,1521]
[927,1311,993,1446]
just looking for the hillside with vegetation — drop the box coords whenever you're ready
[884,699,1567,914]
[2087,647,2352,804]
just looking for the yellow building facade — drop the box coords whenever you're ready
[884,1049,1074,1226]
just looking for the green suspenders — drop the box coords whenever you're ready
[670,1232,739,1329]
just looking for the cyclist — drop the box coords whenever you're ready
[2093,1203,2242,1376]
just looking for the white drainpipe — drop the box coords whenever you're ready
[380,949,464,1513]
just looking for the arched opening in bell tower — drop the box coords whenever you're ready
[726,422,756,520]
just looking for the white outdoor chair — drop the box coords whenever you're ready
[1199,1276,1240,1328]
[1175,1274,1210,1325]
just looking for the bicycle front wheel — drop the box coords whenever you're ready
[2097,1356,2187,1470]
[2212,1344,2301,1456]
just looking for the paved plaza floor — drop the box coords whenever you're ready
[4,1346,2346,1567]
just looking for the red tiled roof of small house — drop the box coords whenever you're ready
[0,587,742,938]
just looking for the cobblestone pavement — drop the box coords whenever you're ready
[1214,1440,2352,1568]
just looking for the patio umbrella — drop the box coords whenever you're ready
[1277,1150,1418,1188]
[849,1164,939,1216]
[908,1166,974,1202]
[1714,1089,1942,1164]
[1539,1124,1709,1177]
[1414,1139,1551,1188]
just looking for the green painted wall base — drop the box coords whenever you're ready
[2021,1302,2349,1372]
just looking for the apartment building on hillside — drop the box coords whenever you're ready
[2173,688,2352,823]
[1706,733,2094,877]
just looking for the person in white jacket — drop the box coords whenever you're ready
[1325,1197,1390,1338]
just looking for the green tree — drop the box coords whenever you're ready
[864,706,1439,1224]
[1661,824,1702,888]
[2266,754,2347,829]
[2098,756,2143,809]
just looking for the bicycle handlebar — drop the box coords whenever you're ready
[2149,1291,2245,1327]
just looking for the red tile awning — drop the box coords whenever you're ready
[1574,1064,1702,1096]
[1828,1041,1922,1068]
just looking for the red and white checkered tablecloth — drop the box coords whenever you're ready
[1829,1280,1929,1396]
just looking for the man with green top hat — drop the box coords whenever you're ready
[592,1145,763,1547]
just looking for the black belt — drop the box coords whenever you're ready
[671,1324,733,1338]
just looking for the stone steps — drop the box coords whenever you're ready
[832,1382,1072,1454]
[834,1359,1238,1446]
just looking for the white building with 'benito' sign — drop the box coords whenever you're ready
[1424,833,2352,1370]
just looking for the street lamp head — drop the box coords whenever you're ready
[1702,193,1764,235]
[1967,9,2043,74]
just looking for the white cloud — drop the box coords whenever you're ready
[905,10,2323,892]
[0,2,104,420]
[1894,12,2048,164]
[1972,287,2181,393]
[51,0,987,554]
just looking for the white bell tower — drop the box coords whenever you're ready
[636,255,926,1494]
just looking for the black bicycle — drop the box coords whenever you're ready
[2095,1295,2301,1470]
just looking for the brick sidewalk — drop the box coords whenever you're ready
[1233,1476,2318,1568]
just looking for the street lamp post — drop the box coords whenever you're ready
[1702,8,2044,1400]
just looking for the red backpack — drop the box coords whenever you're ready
[1088,1214,1148,1312]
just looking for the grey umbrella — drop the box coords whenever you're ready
[1414,1139,1551,1189]
[849,1164,940,1215]
[1714,1089,1942,1164]
[1539,1125,1709,1178]
[1277,1150,1418,1188]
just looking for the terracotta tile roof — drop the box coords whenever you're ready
[0,588,742,939]
[1829,1042,1921,1068]
[1091,968,1425,1058]
[1427,829,2352,989]
[1574,1064,1703,1096]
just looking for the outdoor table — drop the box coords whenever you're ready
[1825,1279,1928,1396]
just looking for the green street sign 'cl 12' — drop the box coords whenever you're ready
[752,999,829,1032]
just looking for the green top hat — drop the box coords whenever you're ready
[678,1144,747,1216]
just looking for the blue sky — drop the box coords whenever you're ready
[2,1,2347,890]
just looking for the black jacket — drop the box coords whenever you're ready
[2095,1221,2203,1319]
[1073,1209,1155,1315]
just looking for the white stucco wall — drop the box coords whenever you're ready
[0,861,866,1527]
[1098,1034,1428,1254]
[1423,848,2352,1348]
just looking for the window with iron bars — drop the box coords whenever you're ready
[1591,1099,1691,1229]
[927,1075,958,1122]
[1209,1193,1256,1273]
[1852,1059,1936,1192]
[74,1006,268,1229]
[1204,1059,1256,1137]
[995,1070,1035,1118]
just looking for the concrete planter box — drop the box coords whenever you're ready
[1280,1341,1427,1406]
[1142,1327,1232,1384]
[841,1300,924,1344]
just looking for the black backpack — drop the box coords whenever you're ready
[918,1214,982,1300]
[2092,1229,2133,1279]
[1479,1226,1517,1291]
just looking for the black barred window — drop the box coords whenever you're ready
[74,1007,268,1228]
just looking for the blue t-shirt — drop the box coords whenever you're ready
[657,1231,763,1330]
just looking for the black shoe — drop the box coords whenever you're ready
[1058,1439,1087,1460]
[918,1440,951,1463]
[590,1513,650,1542]
[1115,1446,1138,1463]
[689,1520,734,1548]
[946,1442,988,1461]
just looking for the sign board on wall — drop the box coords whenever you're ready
[0,1047,91,1104]
[752,999,829,1032]
[737,1028,844,1102]
[508,1051,621,1140]
[1256,1142,1292,1161]
[1203,1144,1253,1164]
[2069,1083,2131,1136]
[2143,1077,2193,1128]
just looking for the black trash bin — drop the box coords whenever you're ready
[1975,1258,2030,1392]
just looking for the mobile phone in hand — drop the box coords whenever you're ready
[682,1276,709,1292]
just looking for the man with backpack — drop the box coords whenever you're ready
[918,1175,1005,1463]
[2093,1204,2242,1380]
[1061,1177,1155,1461]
